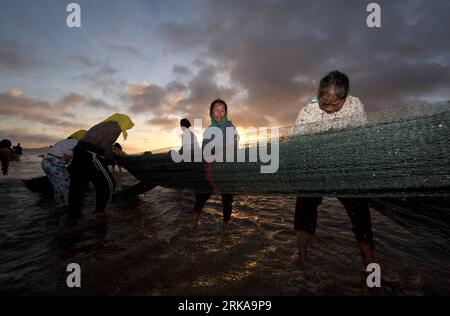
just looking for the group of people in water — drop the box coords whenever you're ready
[173,70,375,270]
[36,114,134,226]
[1,70,376,271]
[187,71,375,269]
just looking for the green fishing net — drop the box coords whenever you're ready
[120,102,450,197]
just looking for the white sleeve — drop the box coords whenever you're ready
[61,139,77,157]
[292,104,314,136]
[351,97,369,126]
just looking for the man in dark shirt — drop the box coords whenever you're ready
[0,139,12,176]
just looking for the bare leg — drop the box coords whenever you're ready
[294,197,321,262]
[192,212,200,228]
[358,241,376,268]
[296,230,313,262]
[192,192,210,228]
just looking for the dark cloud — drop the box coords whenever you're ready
[155,0,450,126]
[126,82,167,114]
[68,55,101,68]
[69,55,124,94]
[89,76,126,94]
[125,63,238,128]
[100,42,142,58]
[97,65,118,76]
[56,92,86,109]
[62,112,76,119]
[0,90,81,128]
[0,38,51,72]
[351,60,450,110]
[68,56,119,75]
[0,89,113,129]
[156,22,209,53]
[166,80,188,95]
[86,98,117,111]
[0,128,61,146]
[173,64,193,76]
[146,117,178,129]
[178,63,237,117]
[0,39,33,71]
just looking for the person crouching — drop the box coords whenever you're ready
[66,114,134,226]
[41,130,86,206]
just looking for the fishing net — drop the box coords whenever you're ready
[120,102,450,197]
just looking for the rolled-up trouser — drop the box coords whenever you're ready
[67,146,116,221]
[41,157,70,204]
[294,197,374,247]
[193,192,233,223]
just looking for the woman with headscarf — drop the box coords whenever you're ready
[192,99,239,228]
[66,113,134,226]
[41,130,87,205]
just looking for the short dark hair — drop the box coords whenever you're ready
[113,143,122,150]
[318,71,350,101]
[180,118,191,128]
[0,139,12,149]
[210,99,228,115]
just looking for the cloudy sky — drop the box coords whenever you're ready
[1,0,449,151]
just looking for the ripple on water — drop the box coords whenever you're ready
[0,154,449,295]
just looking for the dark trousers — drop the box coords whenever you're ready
[294,197,374,246]
[67,147,116,221]
[193,192,233,223]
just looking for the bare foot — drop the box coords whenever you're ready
[358,241,376,268]
[297,244,307,262]
[220,221,231,232]
[192,212,200,228]
[94,211,113,222]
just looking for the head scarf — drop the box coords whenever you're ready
[101,113,135,140]
[209,99,230,128]
[68,130,87,141]
[209,113,230,128]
